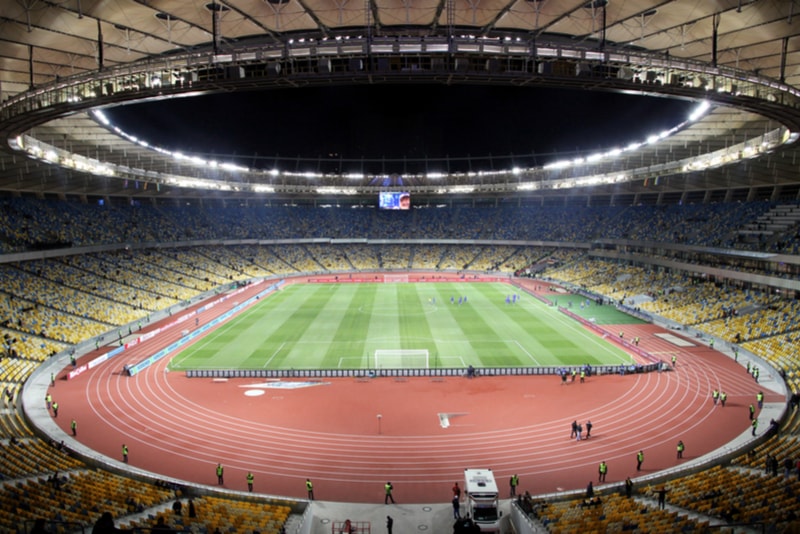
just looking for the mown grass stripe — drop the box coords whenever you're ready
[169,282,634,370]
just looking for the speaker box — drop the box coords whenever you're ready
[225,66,245,79]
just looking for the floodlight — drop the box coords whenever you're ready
[544,160,571,170]
[688,101,710,122]
[449,186,475,193]
[93,110,110,125]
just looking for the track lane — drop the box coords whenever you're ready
[50,283,780,503]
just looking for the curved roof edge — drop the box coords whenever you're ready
[3,36,800,198]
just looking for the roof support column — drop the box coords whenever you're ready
[212,1,220,55]
[780,37,788,84]
[600,2,607,50]
[28,45,34,89]
[97,19,104,71]
[711,12,720,67]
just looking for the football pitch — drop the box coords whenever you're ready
[168,282,638,371]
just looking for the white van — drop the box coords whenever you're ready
[464,468,502,533]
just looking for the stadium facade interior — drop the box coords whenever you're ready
[2,0,800,533]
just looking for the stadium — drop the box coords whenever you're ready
[1,1,800,533]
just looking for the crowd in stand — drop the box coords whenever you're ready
[0,196,799,532]
[543,257,800,394]
[1,196,796,251]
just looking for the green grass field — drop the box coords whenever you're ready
[168,282,640,371]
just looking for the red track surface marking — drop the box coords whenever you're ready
[48,285,781,504]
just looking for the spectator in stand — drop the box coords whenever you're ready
[92,511,126,533]
[151,517,175,533]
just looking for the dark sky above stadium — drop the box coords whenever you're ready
[104,84,695,168]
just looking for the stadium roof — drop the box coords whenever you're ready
[1,0,800,202]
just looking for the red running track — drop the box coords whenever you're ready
[47,283,781,504]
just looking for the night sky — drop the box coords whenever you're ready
[104,84,695,170]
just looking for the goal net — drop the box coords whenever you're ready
[383,274,409,283]
[374,349,430,369]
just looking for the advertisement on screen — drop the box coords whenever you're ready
[379,192,411,210]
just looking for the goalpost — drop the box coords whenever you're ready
[383,274,409,283]
[374,349,430,369]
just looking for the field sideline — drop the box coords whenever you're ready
[168,282,637,371]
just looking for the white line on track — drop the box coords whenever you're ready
[77,285,764,499]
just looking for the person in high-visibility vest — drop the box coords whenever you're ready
[598,461,607,482]
[757,391,764,409]
[509,474,519,497]
[384,481,395,504]
[247,472,254,492]
[636,450,644,471]
[306,478,314,500]
[677,440,685,459]
[71,419,77,436]
[122,444,128,463]
[216,463,224,485]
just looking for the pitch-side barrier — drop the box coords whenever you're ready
[184,362,662,379]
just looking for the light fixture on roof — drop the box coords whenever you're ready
[688,101,711,122]
[205,2,229,11]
